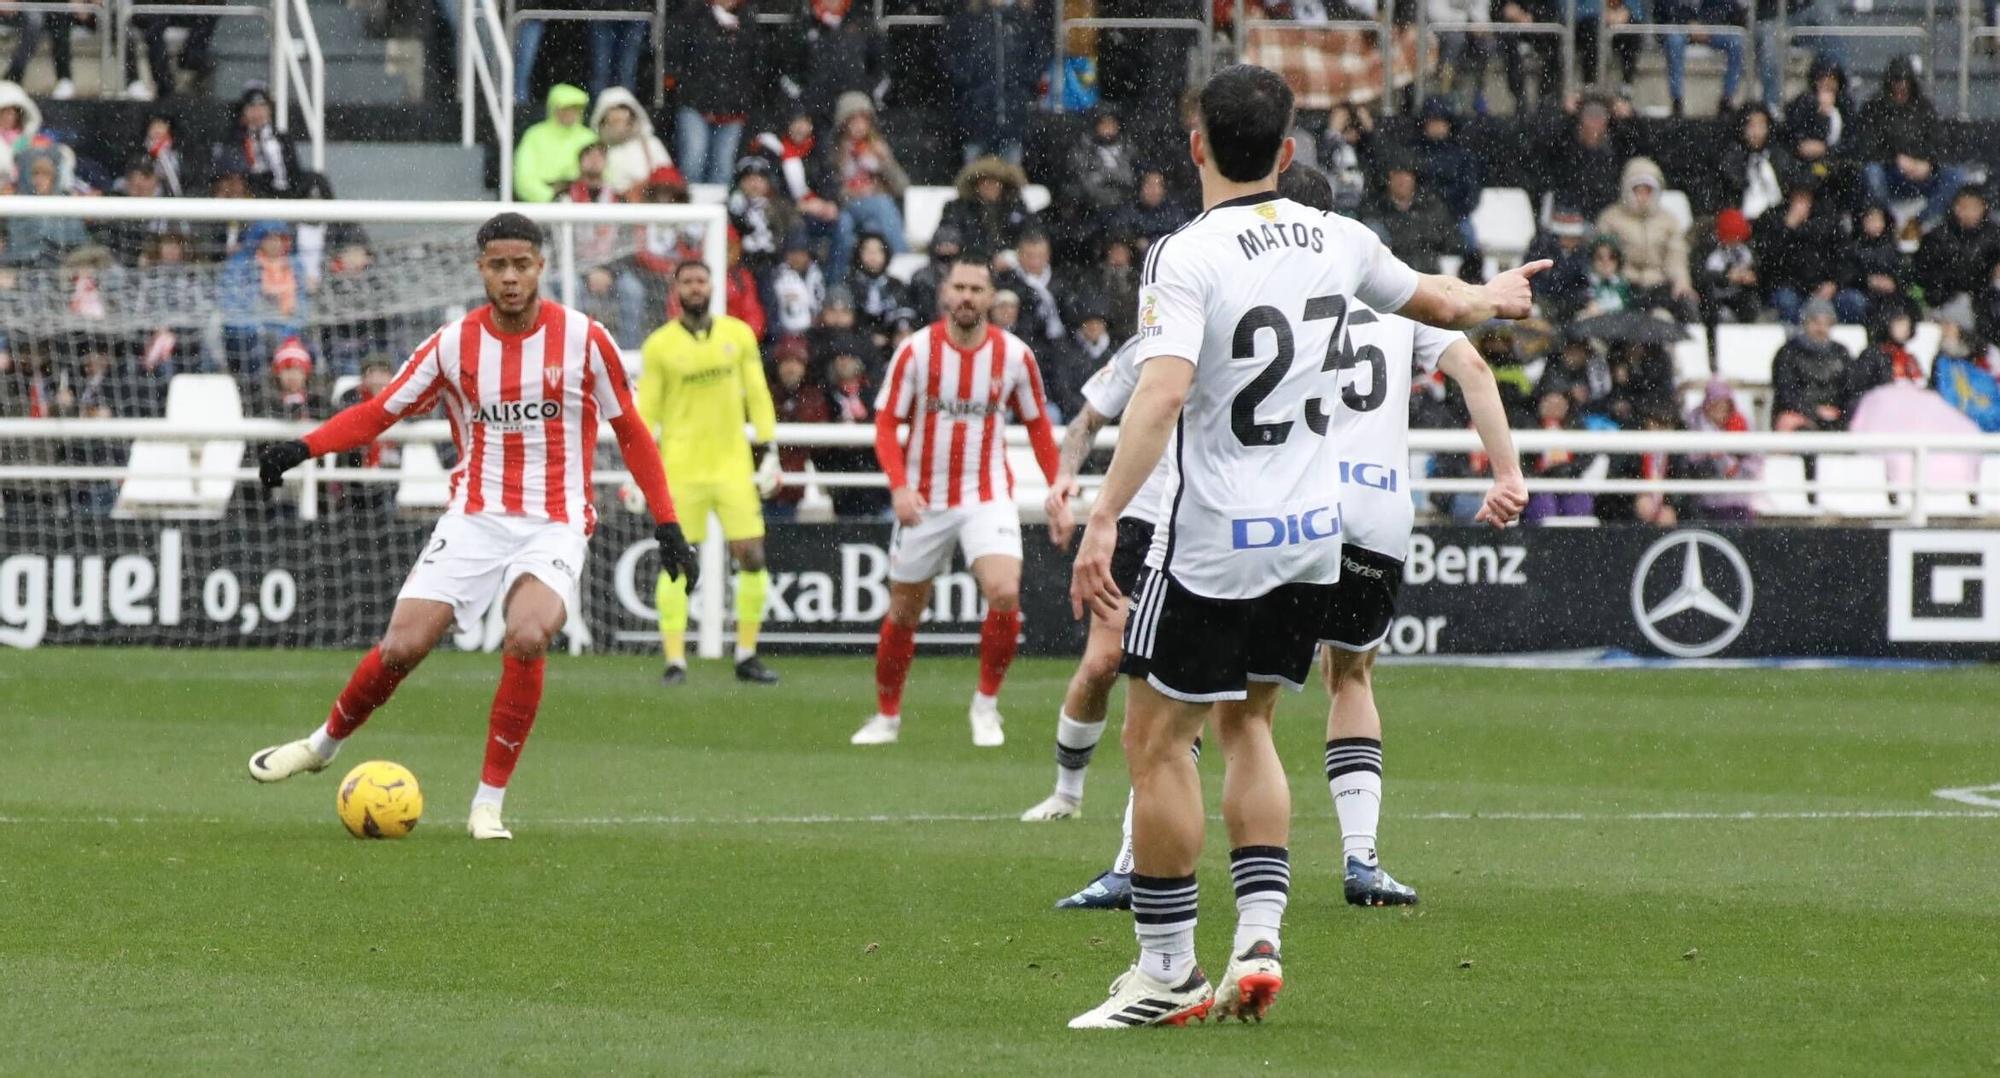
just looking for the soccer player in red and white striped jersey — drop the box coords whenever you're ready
[850,256,1061,748]
[247,212,698,840]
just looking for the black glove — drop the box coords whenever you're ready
[655,522,699,593]
[259,440,312,489]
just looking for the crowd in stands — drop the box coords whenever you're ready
[7,0,2000,523]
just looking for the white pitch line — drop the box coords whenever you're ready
[1933,784,2000,809]
[2,809,1996,828]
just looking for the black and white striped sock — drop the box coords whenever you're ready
[1326,737,1384,865]
[1229,845,1290,953]
[1131,873,1198,983]
[1053,712,1103,801]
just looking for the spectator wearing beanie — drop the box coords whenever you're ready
[1594,157,1696,315]
[1697,207,1761,328]
[1526,200,1595,321]
[1362,152,1458,274]
[257,336,325,421]
[1847,304,1926,406]
[1409,97,1483,261]
[223,86,303,198]
[1772,298,1856,431]
[823,91,908,276]
[728,155,798,279]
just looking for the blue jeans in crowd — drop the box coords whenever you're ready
[1865,162,1966,230]
[590,20,646,97]
[1663,29,1745,106]
[1771,286,1867,324]
[514,19,544,104]
[828,193,908,277]
[676,108,743,187]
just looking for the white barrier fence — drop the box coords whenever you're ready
[7,419,2000,528]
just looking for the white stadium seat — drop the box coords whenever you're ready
[887,251,929,284]
[114,374,246,520]
[331,374,360,402]
[1980,455,2000,513]
[1714,324,1789,385]
[902,186,955,251]
[1022,184,1051,214]
[1672,335,1711,385]
[1659,189,1693,234]
[1908,321,1942,376]
[1471,187,1535,261]
[1756,454,1815,517]
[1815,455,1896,518]
[395,442,451,510]
[688,183,727,205]
[1829,324,1868,358]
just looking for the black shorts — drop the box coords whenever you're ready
[1320,546,1403,652]
[1118,568,1332,702]
[1110,516,1156,598]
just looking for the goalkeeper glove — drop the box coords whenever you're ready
[754,446,782,499]
[655,522,699,592]
[258,440,311,489]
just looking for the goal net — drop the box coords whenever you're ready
[0,195,727,654]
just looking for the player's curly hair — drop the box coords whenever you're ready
[475,211,545,252]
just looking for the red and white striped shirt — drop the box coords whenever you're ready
[375,301,633,534]
[875,322,1051,508]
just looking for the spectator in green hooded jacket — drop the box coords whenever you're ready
[514,83,596,203]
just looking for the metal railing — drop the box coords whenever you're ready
[1770,2,1933,95]
[459,0,513,200]
[1961,0,2000,118]
[505,0,666,110]
[271,0,324,172]
[1412,18,1572,107]
[0,0,113,92]
[1600,21,1751,107]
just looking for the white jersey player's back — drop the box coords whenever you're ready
[1134,191,1420,600]
[1335,307,1464,562]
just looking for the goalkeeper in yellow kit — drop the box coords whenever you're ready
[638,260,782,686]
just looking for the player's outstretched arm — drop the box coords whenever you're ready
[1438,339,1529,527]
[1398,261,1553,330]
[259,395,397,488]
[1070,358,1190,620]
[1045,404,1110,548]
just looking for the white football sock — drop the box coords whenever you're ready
[307,724,342,762]
[1132,874,1198,983]
[1332,771,1382,864]
[1053,712,1104,802]
[1230,846,1291,953]
[971,691,999,714]
[472,782,506,810]
[1112,787,1136,875]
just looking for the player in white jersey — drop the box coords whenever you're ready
[246,213,698,840]
[849,256,1062,748]
[1018,334,1176,824]
[1066,67,1544,1029]
[1051,165,1528,912]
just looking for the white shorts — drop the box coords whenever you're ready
[888,500,1023,584]
[399,513,588,635]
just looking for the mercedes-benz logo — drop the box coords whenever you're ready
[1630,531,1754,658]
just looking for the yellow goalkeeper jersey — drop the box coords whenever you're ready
[636,314,775,482]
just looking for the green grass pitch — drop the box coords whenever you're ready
[3,649,1997,1075]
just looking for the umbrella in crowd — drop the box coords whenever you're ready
[1566,311,1689,347]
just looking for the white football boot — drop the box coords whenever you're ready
[849,714,901,745]
[467,802,512,840]
[1019,793,1081,821]
[1068,964,1213,1029]
[247,738,329,783]
[968,698,1005,748]
[1213,939,1285,1022]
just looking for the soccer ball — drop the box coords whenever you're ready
[336,761,423,839]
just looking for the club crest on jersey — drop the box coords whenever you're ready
[1230,504,1341,550]
[474,399,563,431]
[1139,292,1162,337]
[543,365,563,391]
[1254,202,1279,221]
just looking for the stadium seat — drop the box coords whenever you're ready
[887,252,928,284]
[114,375,246,520]
[903,186,956,250]
[1829,324,1868,357]
[1671,335,1711,385]
[1908,321,1942,376]
[332,375,360,402]
[1815,455,1896,517]
[1756,454,1816,517]
[1714,324,1788,385]
[396,442,451,510]
[1471,188,1535,261]
[1980,455,2000,513]
[689,183,727,205]
[1660,190,1693,234]
[1023,185,1051,214]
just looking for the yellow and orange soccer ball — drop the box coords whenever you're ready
[335,760,424,839]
